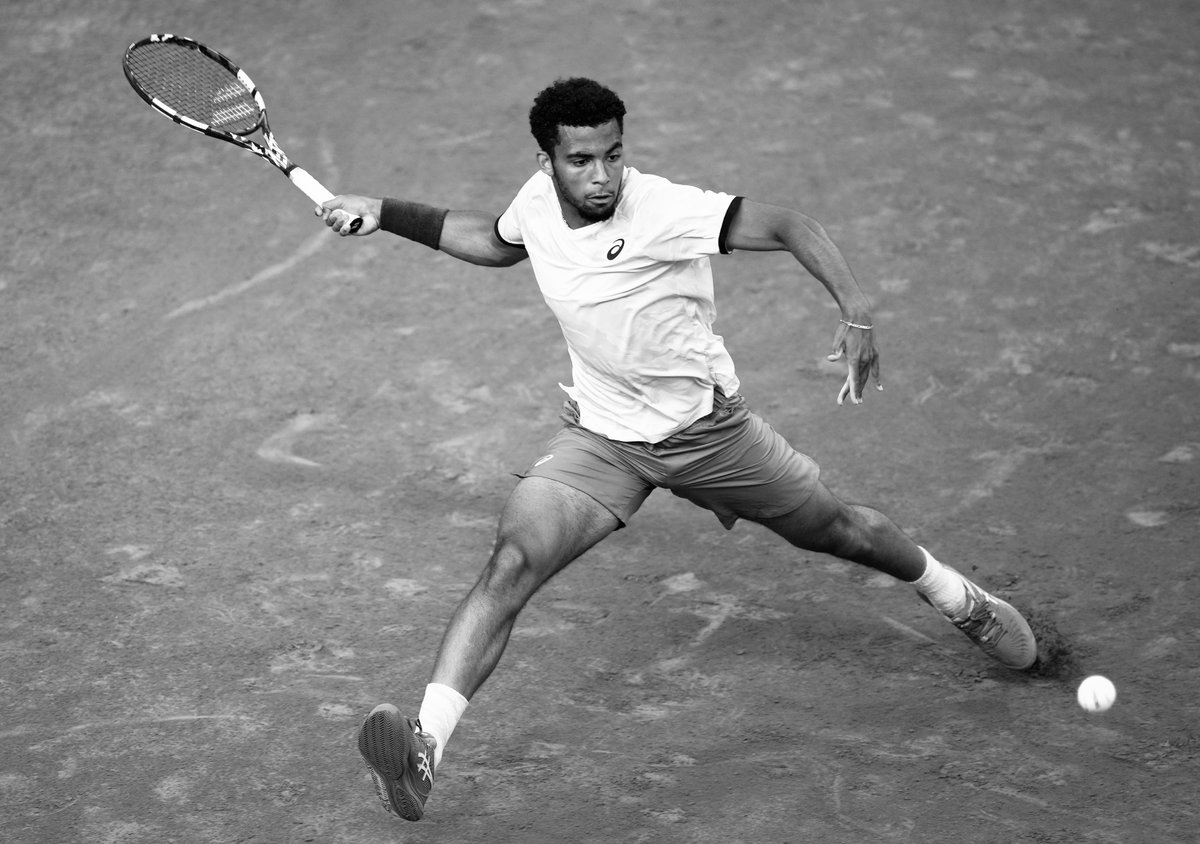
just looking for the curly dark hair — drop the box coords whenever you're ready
[529,77,627,155]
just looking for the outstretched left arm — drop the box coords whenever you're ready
[725,199,882,405]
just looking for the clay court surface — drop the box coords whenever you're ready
[3,0,1198,841]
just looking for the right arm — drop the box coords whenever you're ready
[440,211,528,267]
[318,195,527,268]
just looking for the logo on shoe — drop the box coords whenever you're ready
[417,749,434,785]
[606,238,625,260]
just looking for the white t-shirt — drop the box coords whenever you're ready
[496,167,742,443]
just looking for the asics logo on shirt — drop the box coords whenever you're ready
[606,239,625,260]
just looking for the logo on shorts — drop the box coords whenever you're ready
[606,239,625,260]
[533,454,555,467]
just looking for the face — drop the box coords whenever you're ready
[538,119,624,228]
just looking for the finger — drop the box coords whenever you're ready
[848,361,863,404]
[859,358,874,398]
[837,376,851,405]
[319,196,343,218]
[828,321,850,360]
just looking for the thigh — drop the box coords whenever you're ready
[518,420,655,526]
[495,476,621,579]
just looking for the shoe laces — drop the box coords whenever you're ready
[413,719,438,752]
[952,586,1006,645]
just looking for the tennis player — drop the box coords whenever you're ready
[319,77,1038,822]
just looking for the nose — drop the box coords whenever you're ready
[589,159,610,185]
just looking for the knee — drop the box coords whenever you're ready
[476,536,544,601]
[813,509,864,558]
[825,505,894,560]
[793,504,878,560]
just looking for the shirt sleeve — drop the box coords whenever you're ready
[637,179,741,262]
[495,191,526,248]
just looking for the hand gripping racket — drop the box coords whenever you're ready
[122,34,361,232]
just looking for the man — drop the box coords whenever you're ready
[319,77,1038,822]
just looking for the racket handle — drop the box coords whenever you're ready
[289,167,363,233]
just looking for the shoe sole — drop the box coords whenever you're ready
[357,704,428,821]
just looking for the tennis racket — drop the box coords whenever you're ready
[122,33,361,232]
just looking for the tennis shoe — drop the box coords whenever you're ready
[357,703,437,821]
[929,567,1038,670]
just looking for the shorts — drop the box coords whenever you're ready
[518,391,821,529]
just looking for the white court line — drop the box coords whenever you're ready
[164,229,328,320]
[255,411,336,468]
[166,136,342,321]
[880,615,936,643]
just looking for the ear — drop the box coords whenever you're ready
[536,149,554,177]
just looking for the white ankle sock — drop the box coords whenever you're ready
[417,683,469,770]
[912,548,968,616]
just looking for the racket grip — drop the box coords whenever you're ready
[289,167,363,233]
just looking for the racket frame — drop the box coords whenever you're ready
[122,33,356,222]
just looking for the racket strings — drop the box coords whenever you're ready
[126,42,261,135]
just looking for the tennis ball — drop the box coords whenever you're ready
[1077,675,1117,713]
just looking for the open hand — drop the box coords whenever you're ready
[826,320,882,405]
